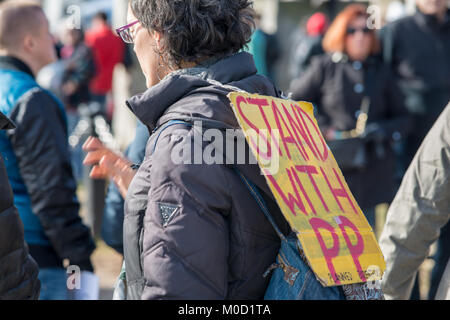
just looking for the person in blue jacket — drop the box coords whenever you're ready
[0,1,95,300]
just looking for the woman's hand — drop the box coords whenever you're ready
[82,136,136,198]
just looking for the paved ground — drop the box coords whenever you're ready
[91,240,123,300]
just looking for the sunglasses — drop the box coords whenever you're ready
[346,27,372,35]
[116,20,140,44]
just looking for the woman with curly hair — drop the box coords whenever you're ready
[83,0,290,300]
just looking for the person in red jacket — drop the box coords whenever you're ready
[85,12,124,116]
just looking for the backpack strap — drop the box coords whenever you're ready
[233,168,286,242]
[150,120,193,156]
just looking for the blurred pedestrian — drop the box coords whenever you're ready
[246,12,280,82]
[85,11,124,119]
[381,0,450,169]
[0,111,40,300]
[380,101,450,300]
[60,26,96,181]
[83,0,291,300]
[0,0,95,300]
[246,13,270,77]
[289,12,328,82]
[61,27,95,118]
[289,4,412,228]
[380,0,450,300]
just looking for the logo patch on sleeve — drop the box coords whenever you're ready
[158,203,180,227]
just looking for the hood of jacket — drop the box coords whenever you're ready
[126,52,278,131]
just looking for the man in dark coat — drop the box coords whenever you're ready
[380,0,450,300]
[0,111,40,300]
[381,0,450,166]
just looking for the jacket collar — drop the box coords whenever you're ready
[126,52,257,131]
[414,8,450,32]
[0,55,34,79]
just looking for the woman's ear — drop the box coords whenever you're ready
[152,31,163,50]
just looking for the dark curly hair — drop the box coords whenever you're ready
[130,0,255,68]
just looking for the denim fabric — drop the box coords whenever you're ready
[102,182,125,254]
[264,233,346,300]
[38,268,68,300]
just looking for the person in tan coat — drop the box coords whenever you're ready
[380,102,450,300]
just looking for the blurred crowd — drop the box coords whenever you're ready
[250,0,449,300]
[0,0,449,301]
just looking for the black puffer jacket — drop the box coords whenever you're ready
[0,112,40,300]
[123,52,290,300]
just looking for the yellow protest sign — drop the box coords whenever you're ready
[228,92,385,287]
